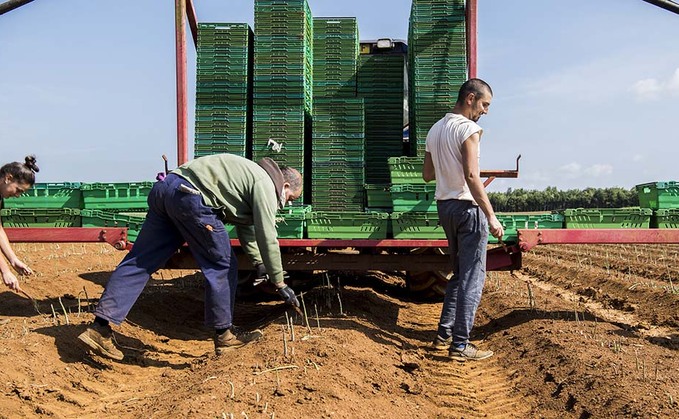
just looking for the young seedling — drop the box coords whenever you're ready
[58,297,69,325]
[314,304,321,331]
[299,293,312,334]
[227,380,235,399]
[281,326,288,358]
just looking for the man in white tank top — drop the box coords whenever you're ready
[422,78,504,362]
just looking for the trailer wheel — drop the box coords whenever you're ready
[405,247,451,298]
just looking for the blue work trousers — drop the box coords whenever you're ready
[95,174,238,329]
[435,199,488,347]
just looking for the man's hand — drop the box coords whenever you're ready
[253,263,269,287]
[488,215,505,240]
[2,271,20,292]
[277,285,300,307]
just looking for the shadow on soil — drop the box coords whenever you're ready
[33,323,195,369]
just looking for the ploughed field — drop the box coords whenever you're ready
[0,242,677,418]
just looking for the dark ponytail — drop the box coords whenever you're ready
[0,155,39,186]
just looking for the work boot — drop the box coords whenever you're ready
[77,322,124,361]
[430,336,452,351]
[214,328,263,355]
[449,343,493,362]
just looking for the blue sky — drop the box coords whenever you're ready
[1,0,677,191]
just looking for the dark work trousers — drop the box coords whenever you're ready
[95,173,238,330]
[435,199,488,347]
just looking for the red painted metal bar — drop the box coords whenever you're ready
[185,0,198,48]
[5,228,128,250]
[518,229,679,252]
[175,0,189,166]
[466,0,478,79]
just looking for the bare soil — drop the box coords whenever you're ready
[1,242,678,418]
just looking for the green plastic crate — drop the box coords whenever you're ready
[391,211,446,239]
[81,209,145,242]
[3,182,82,209]
[306,211,389,239]
[563,208,652,229]
[653,208,679,228]
[364,184,392,210]
[493,213,565,244]
[636,181,679,210]
[387,157,428,185]
[0,208,81,227]
[225,205,311,239]
[81,182,153,211]
[390,184,437,212]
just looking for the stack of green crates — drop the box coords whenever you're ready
[225,205,311,239]
[312,99,365,211]
[2,183,83,227]
[80,182,153,242]
[252,0,313,174]
[195,23,253,158]
[311,18,364,211]
[0,208,81,228]
[358,53,405,184]
[312,17,358,98]
[493,213,565,244]
[563,208,652,229]
[80,210,146,242]
[408,0,467,156]
[306,211,389,239]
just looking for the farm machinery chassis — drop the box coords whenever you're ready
[7,227,679,274]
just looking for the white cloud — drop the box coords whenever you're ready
[632,154,645,162]
[584,164,613,177]
[669,68,679,93]
[558,162,582,179]
[631,78,662,100]
[631,67,679,100]
[557,162,612,179]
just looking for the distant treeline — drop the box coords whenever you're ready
[488,186,638,212]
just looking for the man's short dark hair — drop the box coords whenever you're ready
[280,165,303,194]
[456,78,493,104]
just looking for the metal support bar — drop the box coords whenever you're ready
[466,0,478,78]
[175,0,188,166]
[481,154,521,187]
[518,228,679,252]
[0,0,35,15]
[641,0,679,15]
[5,227,128,250]
[186,0,198,48]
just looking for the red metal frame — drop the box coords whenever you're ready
[518,229,679,252]
[466,0,477,79]
[5,228,128,250]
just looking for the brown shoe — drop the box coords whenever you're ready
[430,336,452,351]
[77,323,124,361]
[214,329,263,355]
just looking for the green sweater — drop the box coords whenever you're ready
[172,154,285,285]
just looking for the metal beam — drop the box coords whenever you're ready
[186,0,198,48]
[4,227,128,250]
[641,0,679,15]
[175,0,189,166]
[466,0,478,78]
[0,0,34,16]
[518,228,679,252]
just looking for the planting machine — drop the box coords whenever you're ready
[4,0,679,297]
